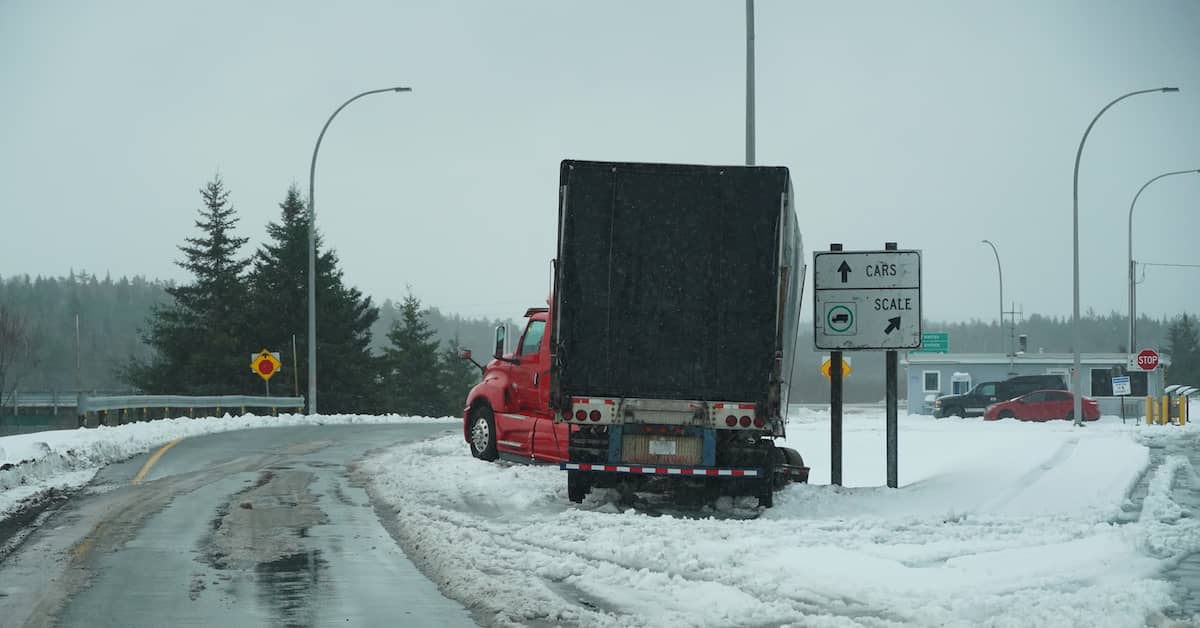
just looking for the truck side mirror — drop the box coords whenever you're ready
[493,325,506,359]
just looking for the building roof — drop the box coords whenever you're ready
[902,352,1171,367]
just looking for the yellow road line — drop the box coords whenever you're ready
[132,438,182,485]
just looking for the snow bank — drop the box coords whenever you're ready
[362,409,1198,628]
[0,413,456,518]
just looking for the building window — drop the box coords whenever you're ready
[923,371,941,393]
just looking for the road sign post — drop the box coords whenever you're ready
[814,244,922,490]
[1112,375,1132,424]
[884,242,899,489]
[829,244,843,487]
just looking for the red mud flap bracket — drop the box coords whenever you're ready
[560,463,762,477]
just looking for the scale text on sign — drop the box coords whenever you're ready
[874,297,913,311]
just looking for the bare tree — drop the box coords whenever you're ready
[0,305,40,413]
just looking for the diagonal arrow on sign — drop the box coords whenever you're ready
[884,316,901,334]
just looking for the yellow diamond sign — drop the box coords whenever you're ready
[250,349,282,381]
[820,355,852,379]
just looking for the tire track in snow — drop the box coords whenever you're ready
[978,435,1079,513]
[385,486,909,628]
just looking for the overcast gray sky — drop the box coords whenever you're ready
[2,1,1198,325]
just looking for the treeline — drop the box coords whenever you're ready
[0,272,167,392]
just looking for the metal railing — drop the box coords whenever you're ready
[78,394,305,415]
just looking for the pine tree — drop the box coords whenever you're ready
[126,175,251,394]
[247,184,381,413]
[382,292,444,415]
[1165,314,1200,385]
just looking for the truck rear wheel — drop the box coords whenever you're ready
[567,470,591,503]
[468,405,498,461]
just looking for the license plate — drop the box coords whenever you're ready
[648,439,677,456]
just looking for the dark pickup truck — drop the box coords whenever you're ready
[934,374,1067,418]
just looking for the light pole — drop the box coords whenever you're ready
[745,0,755,166]
[307,86,411,415]
[1127,169,1200,353]
[1071,86,1178,426]
[981,240,1004,353]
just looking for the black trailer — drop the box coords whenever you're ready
[550,160,807,506]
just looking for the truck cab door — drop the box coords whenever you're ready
[491,319,545,459]
[513,319,547,413]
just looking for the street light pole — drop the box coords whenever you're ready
[1127,169,1200,353]
[307,86,411,415]
[745,0,755,166]
[981,240,1004,353]
[1071,86,1177,426]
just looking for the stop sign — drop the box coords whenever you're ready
[257,360,275,376]
[1136,349,1160,371]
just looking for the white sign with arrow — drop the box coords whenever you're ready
[813,250,923,350]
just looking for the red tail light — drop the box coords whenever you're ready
[753,417,765,428]
[575,410,587,421]
[589,410,601,422]
[725,415,738,427]
[739,416,752,427]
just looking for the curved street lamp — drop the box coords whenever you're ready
[980,239,1004,353]
[1127,169,1200,353]
[1071,86,1178,426]
[307,86,412,415]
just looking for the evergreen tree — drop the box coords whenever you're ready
[247,184,381,413]
[438,335,481,416]
[1165,314,1200,385]
[126,175,251,394]
[382,292,443,415]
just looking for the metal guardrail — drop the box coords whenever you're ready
[78,394,305,415]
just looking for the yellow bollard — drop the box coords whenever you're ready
[1161,396,1169,426]
[1146,396,1154,425]
[1182,397,1188,426]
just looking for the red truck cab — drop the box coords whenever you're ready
[462,307,568,462]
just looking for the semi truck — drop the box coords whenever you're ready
[461,160,808,507]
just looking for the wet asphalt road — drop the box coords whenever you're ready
[0,423,479,628]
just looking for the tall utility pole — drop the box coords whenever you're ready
[307,86,411,415]
[1071,86,1177,427]
[745,0,755,166]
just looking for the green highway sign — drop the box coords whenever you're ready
[913,332,949,353]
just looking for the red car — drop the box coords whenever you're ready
[983,390,1100,422]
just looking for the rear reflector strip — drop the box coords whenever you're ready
[561,463,760,477]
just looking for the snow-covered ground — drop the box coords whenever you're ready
[0,413,455,518]
[362,405,1200,628]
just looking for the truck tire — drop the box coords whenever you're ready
[468,405,498,461]
[567,470,591,503]
[950,406,966,418]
